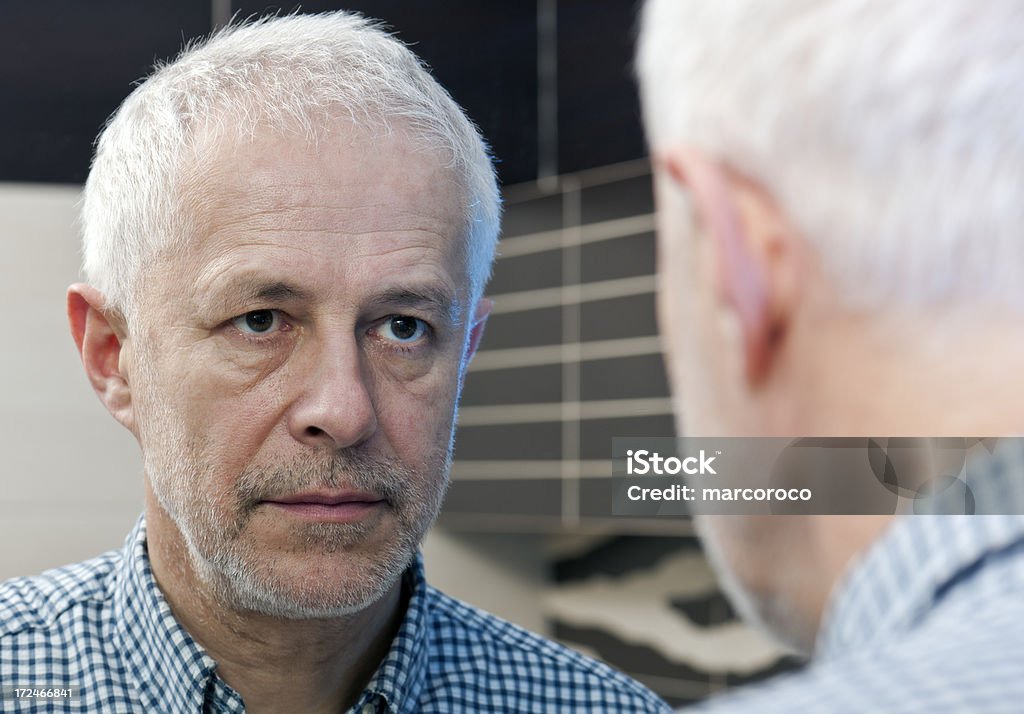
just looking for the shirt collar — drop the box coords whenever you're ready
[818,440,1024,658]
[110,515,432,713]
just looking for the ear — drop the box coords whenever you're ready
[67,284,135,432]
[656,147,796,385]
[464,297,492,365]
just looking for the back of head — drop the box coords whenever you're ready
[82,11,500,326]
[638,0,1024,315]
[637,0,1024,658]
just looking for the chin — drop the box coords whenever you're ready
[187,516,420,619]
[199,539,415,619]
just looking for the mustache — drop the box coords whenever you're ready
[235,449,416,510]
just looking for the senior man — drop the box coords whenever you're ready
[0,13,669,714]
[637,1,1024,711]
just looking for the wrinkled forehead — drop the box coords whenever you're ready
[185,112,471,225]
[136,118,474,312]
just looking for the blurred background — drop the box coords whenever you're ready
[0,1,797,706]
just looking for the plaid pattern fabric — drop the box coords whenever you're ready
[687,441,1024,713]
[0,518,670,713]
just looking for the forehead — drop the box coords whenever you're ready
[156,122,470,308]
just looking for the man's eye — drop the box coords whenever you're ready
[231,310,282,335]
[379,315,428,343]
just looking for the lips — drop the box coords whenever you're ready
[264,490,384,506]
[261,490,386,523]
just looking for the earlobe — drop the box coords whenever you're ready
[659,148,777,385]
[67,284,135,431]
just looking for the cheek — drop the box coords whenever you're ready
[657,248,709,431]
[160,359,287,480]
[375,366,460,464]
[656,215,705,370]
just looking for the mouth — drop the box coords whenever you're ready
[261,490,387,523]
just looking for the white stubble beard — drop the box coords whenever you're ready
[138,378,450,619]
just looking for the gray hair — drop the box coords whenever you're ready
[637,0,1024,312]
[82,11,500,323]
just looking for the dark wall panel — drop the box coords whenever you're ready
[488,248,563,294]
[581,232,655,283]
[580,293,658,342]
[0,1,212,183]
[444,478,562,517]
[581,174,654,223]
[462,364,562,406]
[503,192,563,236]
[455,422,562,461]
[580,353,668,401]
[486,306,562,349]
[234,1,540,185]
[556,0,646,174]
[2,1,649,186]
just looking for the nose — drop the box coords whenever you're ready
[288,332,378,450]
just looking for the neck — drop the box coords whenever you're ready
[755,307,1024,650]
[776,307,1024,437]
[144,486,404,714]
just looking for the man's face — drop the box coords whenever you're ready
[129,124,471,618]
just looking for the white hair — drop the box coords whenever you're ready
[638,0,1024,312]
[81,11,500,323]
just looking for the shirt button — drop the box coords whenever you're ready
[361,703,377,714]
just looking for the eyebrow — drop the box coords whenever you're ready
[207,274,460,322]
[371,286,461,324]
[245,280,312,303]
[210,276,314,309]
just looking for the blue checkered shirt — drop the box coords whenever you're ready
[0,517,670,713]
[687,441,1024,713]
